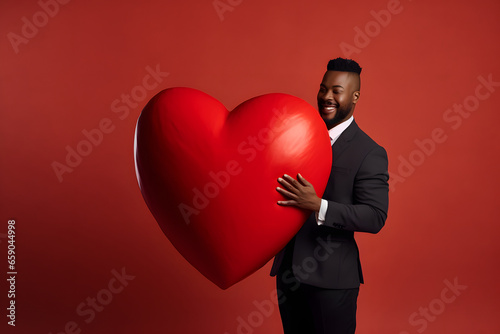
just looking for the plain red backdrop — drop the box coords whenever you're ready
[1,0,499,333]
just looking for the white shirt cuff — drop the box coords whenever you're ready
[316,199,328,225]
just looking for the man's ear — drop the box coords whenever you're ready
[352,91,360,104]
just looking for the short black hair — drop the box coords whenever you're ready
[327,58,362,74]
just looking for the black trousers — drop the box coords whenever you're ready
[276,273,359,334]
[276,239,359,334]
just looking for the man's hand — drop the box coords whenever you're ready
[276,173,322,212]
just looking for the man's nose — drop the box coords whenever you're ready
[321,90,333,101]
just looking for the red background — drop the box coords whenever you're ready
[1,0,500,333]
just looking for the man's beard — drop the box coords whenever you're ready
[322,105,352,129]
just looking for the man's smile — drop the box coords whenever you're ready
[319,103,338,114]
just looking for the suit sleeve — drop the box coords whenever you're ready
[323,145,389,233]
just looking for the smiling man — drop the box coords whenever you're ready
[271,58,389,334]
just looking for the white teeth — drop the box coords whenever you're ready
[321,106,336,114]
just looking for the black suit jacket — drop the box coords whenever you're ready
[271,120,389,289]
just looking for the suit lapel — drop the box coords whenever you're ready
[332,120,359,162]
[321,121,359,198]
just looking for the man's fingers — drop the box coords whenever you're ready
[278,177,297,192]
[276,186,297,199]
[277,200,297,206]
[297,173,311,186]
[282,174,299,187]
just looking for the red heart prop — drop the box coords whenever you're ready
[135,87,331,289]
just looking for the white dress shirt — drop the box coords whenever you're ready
[316,116,354,225]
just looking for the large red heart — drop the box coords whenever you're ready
[134,87,331,289]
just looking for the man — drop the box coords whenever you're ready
[271,58,389,334]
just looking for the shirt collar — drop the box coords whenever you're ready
[328,116,354,145]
